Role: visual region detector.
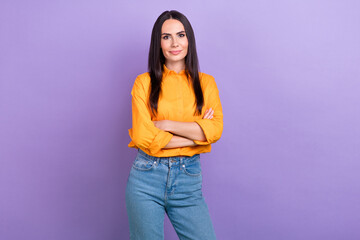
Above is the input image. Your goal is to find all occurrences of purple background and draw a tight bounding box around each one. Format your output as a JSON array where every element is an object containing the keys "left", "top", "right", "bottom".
[{"left": 1, "top": 0, "right": 360, "bottom": 239}]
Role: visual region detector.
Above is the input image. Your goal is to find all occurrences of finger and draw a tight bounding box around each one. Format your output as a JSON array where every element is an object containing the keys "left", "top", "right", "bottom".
[
  {"left": 208, "top": 110, "right": 214, "bottom": 119},
  {"left": 205, "top": 114, "right": 212, "bottom": 119},
  {"left": 203, "top": 110, "right": 209, "bottom": 119},
  {"left": 206, "top": 108, "right": 212, "bottom": 115},
  {"left": 205, "top": 109, "right": 212, "bottom": 119},
  {"left": 203, "top": 108, "right": 213, "bottom": 119}
]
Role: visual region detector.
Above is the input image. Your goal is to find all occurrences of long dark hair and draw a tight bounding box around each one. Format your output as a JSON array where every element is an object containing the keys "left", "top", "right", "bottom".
[{"left": 148, "top": 10, "right": 204, "bottom": 117}]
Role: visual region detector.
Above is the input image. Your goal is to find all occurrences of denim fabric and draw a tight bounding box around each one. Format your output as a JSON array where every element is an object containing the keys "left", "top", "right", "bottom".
[{"left": 125, "top": 149, "right": 217, "bottom": 240}]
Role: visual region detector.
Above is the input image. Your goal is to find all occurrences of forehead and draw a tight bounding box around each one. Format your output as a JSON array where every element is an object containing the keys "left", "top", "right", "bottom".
[{"left": 161, "top": 19, "right": 185, "bottom": 33}]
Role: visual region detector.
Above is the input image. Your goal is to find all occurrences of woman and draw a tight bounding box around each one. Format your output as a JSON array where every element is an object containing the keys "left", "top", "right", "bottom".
[{"left": 126, "top": 10, "right": 223, "bottom": 240}]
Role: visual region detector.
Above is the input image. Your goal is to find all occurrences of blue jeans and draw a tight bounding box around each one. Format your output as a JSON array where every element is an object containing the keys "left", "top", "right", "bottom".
[{"left": 125, "top": 149, "right": 217, "bottom": 240}]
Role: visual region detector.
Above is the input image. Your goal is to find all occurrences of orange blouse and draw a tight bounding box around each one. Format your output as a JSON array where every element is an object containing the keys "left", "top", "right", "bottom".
[{"left": 128, "top": 64, "right": 223, "bottom": 157}]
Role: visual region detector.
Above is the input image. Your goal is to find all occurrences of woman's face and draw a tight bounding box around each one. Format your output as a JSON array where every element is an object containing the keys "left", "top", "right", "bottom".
[{"left": 160, "top": 19, "right": 188, "bottom": 65}]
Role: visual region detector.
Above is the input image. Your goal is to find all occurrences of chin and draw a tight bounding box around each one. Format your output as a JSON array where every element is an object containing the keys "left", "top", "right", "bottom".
[{"left": 168, "top": 55, "right": 186, "bottom": 61}]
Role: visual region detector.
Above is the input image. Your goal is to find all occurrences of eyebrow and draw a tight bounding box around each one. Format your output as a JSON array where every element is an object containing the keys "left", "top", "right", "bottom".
[{"left": 161, "top": 31, "right": 185, "bottom": 35}]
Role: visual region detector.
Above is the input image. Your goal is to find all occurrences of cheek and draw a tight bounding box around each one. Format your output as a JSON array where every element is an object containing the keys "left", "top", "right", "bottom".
[
  {"left": 182, "top": 40, "right": 189, "bottom": 49},
  {"left": 160, "top": 41, "right": 168, "bottom": 50},
  {"left": 183, "top": 44, "right": 189, "bottom": 53}
]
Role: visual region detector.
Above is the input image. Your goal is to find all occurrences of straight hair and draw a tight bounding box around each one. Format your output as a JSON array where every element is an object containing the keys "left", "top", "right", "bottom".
[{"left": 148, "top": 10, "right": 204, "bottom": 117}]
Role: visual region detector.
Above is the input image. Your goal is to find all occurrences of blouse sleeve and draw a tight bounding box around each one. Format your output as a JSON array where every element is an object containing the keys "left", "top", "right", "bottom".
[
  {"left": 128, "top": 75, "right": 173, "bottom": 155},
  {"left": 193, "top": 76, "right": 223, "bottom": 145}
]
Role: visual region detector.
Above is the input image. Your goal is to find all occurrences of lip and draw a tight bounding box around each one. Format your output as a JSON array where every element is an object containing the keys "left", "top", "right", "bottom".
[{"left": 169, "top": 50, "right": 182, "bottom": 55}]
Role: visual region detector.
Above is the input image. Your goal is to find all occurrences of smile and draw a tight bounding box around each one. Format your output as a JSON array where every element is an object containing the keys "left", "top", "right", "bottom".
[{"left": 169, "top": 50, "right": 182, "bottom": 55}]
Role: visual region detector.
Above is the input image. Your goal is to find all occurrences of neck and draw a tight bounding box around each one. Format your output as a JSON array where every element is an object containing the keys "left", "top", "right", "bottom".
[{"left": 165, "top": 61, "right": 185, "bottom": 74}]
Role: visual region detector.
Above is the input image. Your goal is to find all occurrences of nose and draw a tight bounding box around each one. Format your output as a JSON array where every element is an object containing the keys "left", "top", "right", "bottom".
[{"left": 172, "top": 37, "right": 179, "bottom": 47}]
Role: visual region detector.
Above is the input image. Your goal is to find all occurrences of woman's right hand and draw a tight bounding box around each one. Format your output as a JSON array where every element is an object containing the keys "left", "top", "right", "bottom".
[{"left": 203, "top": 108, "right": 214, "bottom": 119}]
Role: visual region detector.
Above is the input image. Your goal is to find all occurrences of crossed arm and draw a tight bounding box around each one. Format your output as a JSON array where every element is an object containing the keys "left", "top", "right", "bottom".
[{"left": 152, "top": 108, "right": 214, "bottom": 148}]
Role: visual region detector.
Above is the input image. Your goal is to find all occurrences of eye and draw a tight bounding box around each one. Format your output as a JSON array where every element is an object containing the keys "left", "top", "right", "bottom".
[
  {"left": 179, "top": 33, "right": 186, "bottom": 37},
  {"left": 162, "top": 35, "right": 169, "bottom": 40}
]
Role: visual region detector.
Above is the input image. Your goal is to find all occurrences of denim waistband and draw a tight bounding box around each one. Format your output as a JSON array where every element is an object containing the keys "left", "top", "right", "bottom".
[{"left": 137, "top": 148, "right": 200, "bottom": 164}]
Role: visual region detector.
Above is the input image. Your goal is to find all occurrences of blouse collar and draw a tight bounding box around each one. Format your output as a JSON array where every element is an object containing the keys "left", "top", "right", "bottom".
[{"left": 163, "top": 64, "right": 186, "bottom": 76}]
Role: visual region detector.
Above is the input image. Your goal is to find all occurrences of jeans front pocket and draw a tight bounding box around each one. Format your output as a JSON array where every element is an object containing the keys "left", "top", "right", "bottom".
[
  {"left": 183, "top": 158, "right": 202, "bottom": 177},
  {"left": 132, "top": 154, "right": 156, "bottom": 171}
]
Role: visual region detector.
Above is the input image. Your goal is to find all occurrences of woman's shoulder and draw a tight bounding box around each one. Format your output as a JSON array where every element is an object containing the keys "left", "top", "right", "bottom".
[
  {"left": 133, "top": 72, "right": 151, "bottom": 88},
  {"left": 199, "top": 71, "right": 217, "bottom": 88},
  {"left": 135, "top": 72, "right": 151, "bottom": 81},
  {"left": 199, "top": 71, "right": 215, "bottom": 81},
  {"left": 137, "top": 71, "right": 150, "bottom": 79}
]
